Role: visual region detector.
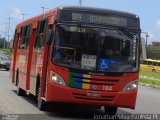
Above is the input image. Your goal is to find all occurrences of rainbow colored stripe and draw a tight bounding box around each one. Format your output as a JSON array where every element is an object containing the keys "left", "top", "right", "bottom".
[{"left": 69, "top": 72, "right": 92, "bottom": 89}]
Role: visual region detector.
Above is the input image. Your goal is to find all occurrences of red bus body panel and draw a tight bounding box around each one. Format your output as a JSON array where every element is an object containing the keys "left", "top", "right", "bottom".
[{"left": 47, "top": 83, "right": 137, "bottom": 109}]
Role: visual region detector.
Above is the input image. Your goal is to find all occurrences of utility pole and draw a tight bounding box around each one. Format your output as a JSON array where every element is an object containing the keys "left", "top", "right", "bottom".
[
  {"left": 141, "top": 32, "right": 149, "bottom": 59},
  {"left": 21, "top": 13, "right": 28, "bottom": 21},
  {"left": 142, "top": 32, "right": 149, "bottom": 48},
  {"left": 145, "top": 33, "right": 149, "bottom": 48},
  {"left": 41, "top": 7, "right": 49, "bottom": 18},
  {"left": 8, "top": 17, "right": 13, "bottom": 49}
]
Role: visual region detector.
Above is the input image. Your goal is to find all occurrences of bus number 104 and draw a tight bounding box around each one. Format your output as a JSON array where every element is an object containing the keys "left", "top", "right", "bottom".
[{"left": 103, "top": 86, "right": 112, "bottom": 91}]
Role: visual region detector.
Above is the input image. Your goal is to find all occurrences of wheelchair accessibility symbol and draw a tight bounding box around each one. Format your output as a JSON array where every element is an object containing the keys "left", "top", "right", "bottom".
[
  {"left": 101, "top": 60, "right": 108, "bottom": 69},
  {"left": 98, "top": 59, "right": 110, "bottom": 70}
]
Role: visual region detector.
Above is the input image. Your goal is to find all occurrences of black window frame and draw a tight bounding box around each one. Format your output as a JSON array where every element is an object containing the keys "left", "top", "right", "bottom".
[
  {"left": 19, "top": 24, "right": 32, "bottom": 49},
  {"left": 34, "top": 18, "right": 49, "bottom": 49},
  {"left": 12, "top": 29, "right": 17, "bottom": 49}
]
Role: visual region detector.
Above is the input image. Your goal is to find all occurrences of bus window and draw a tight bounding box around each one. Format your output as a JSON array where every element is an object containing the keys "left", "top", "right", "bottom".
[
  {"left": 19, "top": 27, "right": 25, "bottom": 49},
  {"left": 53, "top": 25, "right": 139, "bottom": 72},
  {"left": 12, "top": 29, "right": 17, "bottom": 49},
  {"left": 25, "top": 25, "right": 32, "bottom": 48},
  {"left": 143, "top": 60, "right": 147, "bottom": 64},
  {"left": 147, "top": 61, "right": 152, "bottom": 65},
  {"left": 19, "top": 25, "right": 32, "bottom": 49},
  {"left": 34, "top": 19, "right": 48, "bottom": 48},
  {"left": 153, "top": 62, "right": 157, "bottom": 66}
]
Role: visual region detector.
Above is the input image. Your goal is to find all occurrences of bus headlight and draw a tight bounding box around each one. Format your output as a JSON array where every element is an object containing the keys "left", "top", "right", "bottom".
[
  {"left": 123, "top": 80, "right": 138, "bottom": 91},
  {"left": 50, "top": 71, "right": 66, "bottom": 86}
]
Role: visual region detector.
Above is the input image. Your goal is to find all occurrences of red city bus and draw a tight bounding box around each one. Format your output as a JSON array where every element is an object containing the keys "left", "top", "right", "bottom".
[{"left": 10, "top": 6, "right": 141, "bottom": 114}]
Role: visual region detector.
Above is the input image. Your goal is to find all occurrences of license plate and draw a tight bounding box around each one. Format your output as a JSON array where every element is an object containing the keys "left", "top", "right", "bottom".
[{"left": 87, "top": 91, "right": 101, "bottom": 97}]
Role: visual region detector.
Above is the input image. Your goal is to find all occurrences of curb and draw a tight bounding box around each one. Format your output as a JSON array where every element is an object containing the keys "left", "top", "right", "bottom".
[
  {"left": 140, "top": 76, "right": 160, "bottom": 81},
  {"left": 139, "top": 82, "right": 160, "bottom": 90}
]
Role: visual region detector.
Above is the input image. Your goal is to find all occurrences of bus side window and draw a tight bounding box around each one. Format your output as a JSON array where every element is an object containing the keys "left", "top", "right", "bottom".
[
  {"left": 153, "top": 62, "right": 157, "bottom": 66},
  {"left": 19, "top": 25, "right": 32, "bottom": 49},
  {"left": 148, "top": 61, "right": 152, "bottom": 65},
  {"left": 19, "top": 27, "right": 26, "bottom": 49},
  {"left": 12, "top": 29, "right": 17, "bottom": 49},
  {"left": 143, "top": 60, "right": 147, "bottom": 64},
  {"left": 25, "top": 25, "right": 32, "bottom": 48},
  {"left": 34, "top": 19, "right": 48, "bottom": 49}
]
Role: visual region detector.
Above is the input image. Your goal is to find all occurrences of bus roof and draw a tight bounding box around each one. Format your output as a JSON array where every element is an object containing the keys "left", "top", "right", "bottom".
[
  {"left": 16, "top": 7, "right": 58, "bottom": 28},
  {"left": 59, "top": 6, "right": 139, "bottom": 18},
  {"left": 143, "top": 59, "right": 160, "bottom": 63},
  {"left": 16, "top": 6, "right": 139, "bottom": 28}
]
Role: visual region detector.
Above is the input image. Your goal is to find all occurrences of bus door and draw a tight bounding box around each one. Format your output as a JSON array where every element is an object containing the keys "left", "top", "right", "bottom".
[
  {"left": 26, "top": 27, "right": 36, "bottom": 91},
  {"left": 17, "top": 25, "right": 32, "bottom": 90},
  {"left": 30, "top": 19, "right": 48, "bottom": 96},
  {"left": 10, "top": 29, "right": 19, "bottom": 84}
]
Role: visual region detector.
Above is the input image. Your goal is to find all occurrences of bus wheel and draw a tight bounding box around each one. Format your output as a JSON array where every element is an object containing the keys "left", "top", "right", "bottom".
[
  {"left": 104, "top": 106, "right": 117, "bottom": 115},
  {"left": 16, "top": 72, "right": 25, "bottom": 96},
  {"left": 37, "top": 88, "right": 47, "bottom": 111}
]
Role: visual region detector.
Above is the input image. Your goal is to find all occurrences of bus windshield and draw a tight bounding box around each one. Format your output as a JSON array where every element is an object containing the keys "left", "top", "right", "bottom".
[{"left": 52, "top": 24, "right": 139, "bottom": 72}]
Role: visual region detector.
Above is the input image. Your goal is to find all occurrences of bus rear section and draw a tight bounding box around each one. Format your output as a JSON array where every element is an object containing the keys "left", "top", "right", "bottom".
[{"left": 10, "top": 6, "right": 141, "bottom": 115}]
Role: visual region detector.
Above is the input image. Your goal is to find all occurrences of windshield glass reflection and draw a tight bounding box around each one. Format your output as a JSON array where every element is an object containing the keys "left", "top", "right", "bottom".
[{"left": 52, "top": 25, "right": 139, "bottom": 72}]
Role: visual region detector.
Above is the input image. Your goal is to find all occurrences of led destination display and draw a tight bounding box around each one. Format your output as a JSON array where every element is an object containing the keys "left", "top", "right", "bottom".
[{"left": 59, "top": 10, "right": 139, "bottom": 29}]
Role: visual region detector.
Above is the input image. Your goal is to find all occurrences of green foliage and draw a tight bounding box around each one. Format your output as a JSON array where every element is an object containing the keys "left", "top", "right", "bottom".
[
  {"left": 147, "top": 45, "right": 160, "bottom": 59},
  {"left": 139, "top": 78, "right": 160, "bottom": 86},
  {"left": 0, "top": 38, "right": 5, "bottom": 48},
  {"left": 140, "top": 71, "right": 160, "bottom": 80},
  {"left": 0, "top": 37, "right": 8, "bottom": 48},
  {"left": 0, "top": 48, "right": 11, "bottom": 56},
  {"left": 139, "top": 71, "right": 160, "bottom": 87},
  {"left": 0, "top": 37, "right": 11, "bottom": 57}
]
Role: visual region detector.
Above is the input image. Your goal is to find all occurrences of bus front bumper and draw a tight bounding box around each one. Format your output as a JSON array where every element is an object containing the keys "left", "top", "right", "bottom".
[{"left": 47, "top": 82, "right": 137, "bottom": 109}]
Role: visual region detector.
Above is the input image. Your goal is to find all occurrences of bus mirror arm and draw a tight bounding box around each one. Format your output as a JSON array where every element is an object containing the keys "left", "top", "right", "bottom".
[{"left": 46, "top": 29, "right": 54, "bottom": 45}]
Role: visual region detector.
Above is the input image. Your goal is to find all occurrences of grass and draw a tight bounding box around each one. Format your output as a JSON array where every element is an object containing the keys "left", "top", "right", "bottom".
[
  {"left": 0, "top": 48, "right": 11, "bottom": 57},
  {"left": 139, "top": 71, "right": 160, "bottom": 86},
  {"left": 139, "top": 78, "right": 160, "bottom": 87},
  {"left": 140, "top": 71, "right": 160, "bottom": 80}
]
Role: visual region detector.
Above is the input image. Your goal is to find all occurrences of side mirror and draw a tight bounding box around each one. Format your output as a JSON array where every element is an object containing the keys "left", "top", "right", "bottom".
[{"left": 45, "top": 29, "right": 54, "bottom": 45}]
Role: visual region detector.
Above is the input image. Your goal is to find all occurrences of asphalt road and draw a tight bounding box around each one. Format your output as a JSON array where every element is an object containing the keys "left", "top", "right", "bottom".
[{"left": 0, "top": 70, "right": 160, "bottom": 120}]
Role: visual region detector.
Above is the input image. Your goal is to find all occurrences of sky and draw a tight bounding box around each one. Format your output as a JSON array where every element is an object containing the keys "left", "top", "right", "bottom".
[{"left": 0, "top": 0, "right": 160, "bottom": 44}]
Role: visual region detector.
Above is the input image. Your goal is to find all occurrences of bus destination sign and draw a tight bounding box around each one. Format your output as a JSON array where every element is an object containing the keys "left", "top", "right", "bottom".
[{"left": 72, "top": 13, "right": 127, "bottom": 26}]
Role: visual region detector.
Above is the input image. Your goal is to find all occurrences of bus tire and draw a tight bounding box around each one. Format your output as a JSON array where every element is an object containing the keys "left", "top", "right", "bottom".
[
  {"left": 37, "top": 87, "right": 47, "bottom": 111},
  {"left": 16, "top": 71, "right": 25, "bottom": 96},
  {"left": 104, "top": 106, "right": 117, "bottom": 115}
]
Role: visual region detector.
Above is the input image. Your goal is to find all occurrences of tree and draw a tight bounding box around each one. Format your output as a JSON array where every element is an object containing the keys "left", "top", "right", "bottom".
[
  {"left": 0, "top": 37, "right": 7, "bottom": 48},
  {"left": 147, "top": 44, "right": 160, "bottom": 59},
  {"left": 152, "top": 41, "right": 160, "bottom": 46}
]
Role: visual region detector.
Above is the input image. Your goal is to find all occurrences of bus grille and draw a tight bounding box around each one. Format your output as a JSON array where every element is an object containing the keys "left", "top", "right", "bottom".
[{"left": 72, "top": 93, "right": 115, "bottom": 101}]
